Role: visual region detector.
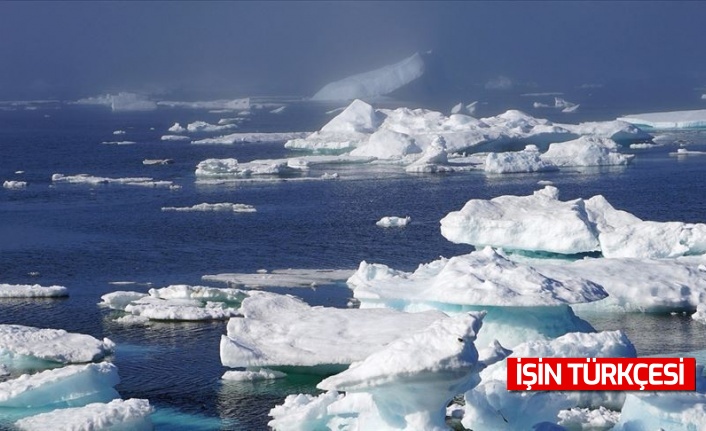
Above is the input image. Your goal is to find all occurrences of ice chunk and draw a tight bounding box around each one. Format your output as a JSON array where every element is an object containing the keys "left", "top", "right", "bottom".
[
  {"left": 160, "top": 134, "right": 189, "bottom": 141},
  {"left": 15, "top": 398, "right": 153, "bottom": 431},
  {"left": 203, "top": 268, "right": 353, "bottom": 289},
  {"left": 186, "top": 121, "right": 237, "bottom": 133},
  {"left": 194, "top": 158, "right": 302, "bottom": 178},
  {"left": 463, "top": 331, "right": 635, "bottom": 431},
  {"left": 157, "top": 98, "right": 250, "bottom": 111},
  {"left": 671, "top": 148, "right": 706, "bottom": 156},
  {"left": 52, "top": 174, "right": 173, "bottom": 188},
  {"left": 0, "top": 325, "right": 114, "bottom": 366},
  {"left": 599, "top": 220, "right": 706, "bottom": 259},
  {"left": 100, "top": 141, "right": 136, "bottom": 146},
  {"left": 112, "top": 130, "right": 126, "bottom": 135},
  {"left": 484, "top": 145, "right": 558, "bottom": 174},
  {"left": 554, "top": 97, "right": 579, "bottom": 113},
  {"left": 161, "top": 203, "right": 256, "bottom": 213},
  {"left": 693, "top": 303, "right": 706, "bottom": 324},
  {"left": 541, "top": 136, "right": 634, "bottom": 167},
  {"left": 167, "top": 123, "right": 186, "bottom": 133},
  {"left": 611, "top": 393, "right": 706, "bottom": 431},
  {"left": 556, "top": 406, "right": 619, "bottom": 430},
  {"left": 349, "top": 129, "right": 421, "bottom": 159},
  {"left": 74, "top": 93, "right": 156, "bottom": 112},
  {"left": 192, "top": 131, "right": 310, "bottom": 145},
  {"left": 450, "top": 101, "right": 478, "bottom": 116},
  {"left": 142, "top": 159, "right": 174, "bottom": 166},
  {"left": 440, "top": 186, "right": 600, "bottom": 254},
  {"left": 98, "top": 291, "right": 149, "bottom": 311},
  {"left": 3, "top": 181, "right": 28, "bottom": 189},
  {"left": 0, "top": 362, "right": 120, "bottom": 408},
  {"left": 0, "top": 284, "right": 67, "bottom": 298},
  {"left": 269, "top": 391, "right": 345, "bottom": 431},
  {"left": 375, "top": 216, "right": 410, "bottom": 228},
  {"left": 270, "top": 312, "right": 509, "bottom": 431},
  {"left": 312, "top": 53, "right": 424, "bottom": 101},
  {"left": 222, "top": 368, "right": 286, "bottom": 381},
  {"left": 618, "top": 109, "right": 706, "bottom": 130},
  {"left": 405, "top": 135, "right": 455, "bottom": 173},
  {"left": 220, "top": 292, "right": 447, "bottom": 368}
]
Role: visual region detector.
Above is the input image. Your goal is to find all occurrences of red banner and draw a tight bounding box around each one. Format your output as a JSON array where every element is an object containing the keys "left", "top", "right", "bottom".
[{"left": 507, "top": 357, "right": 696, "bottom": 391}]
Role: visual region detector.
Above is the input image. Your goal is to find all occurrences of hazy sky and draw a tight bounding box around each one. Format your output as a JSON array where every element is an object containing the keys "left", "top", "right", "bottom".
[{"left": 1, "top": 1, "right": 704, "bottom": 100}]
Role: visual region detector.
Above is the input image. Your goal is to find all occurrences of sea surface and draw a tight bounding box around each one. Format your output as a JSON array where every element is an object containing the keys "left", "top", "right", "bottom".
[{"left": 1, "top": 101, "right": 706, "bottom": 430}]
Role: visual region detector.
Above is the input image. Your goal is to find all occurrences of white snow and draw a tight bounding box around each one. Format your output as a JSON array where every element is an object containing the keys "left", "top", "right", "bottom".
[
  {"left": 312, "top": 52, "right": 425, "bottom": 101},
  {"left": 463, "top": 331, "right": 635, "bottom": 431},
  {"left": 0, "top": 362, "right": 120, "bottom": 408},
  {"left": 222, "top": 369, "right": 286, "bottom": 381},
  {"left": 192, "top": 131, "right": 310, "bottom": 145},
  {"left": 15, "top": 398, "right": 154, "bottom": 431},
  {"left": 52, "top": 174, "right": 173, "bottom": 188},
  {"left": 618, "top": 109, "right": 706, "bottom": 130},
  {"left": 0, "top": 284, "right": 67, "bottom": 298},
  {"left": 220, "top": 292, "right": 448, "bottom": 368},
  {"left": 203, "top": 268, "right": 353, "bottom": 289},
  {"left": 160, "top": 134, "right": 189, "bottom": 142},
  {"left": 161, "top": 203, "right": 256, "bottom": 213},
  {"left": 376, "top": 216, "right": 411, "bottom": 228},
  {"left": 0, "top": 325, "right": 114, "bottom": 365},
  {"left": 484, "top": 145, "right": 557, "bottom": 174},
  {"left": 3, "top": 181, "right": 28, "bottom": 189},
  {"left": 194, "top": 158, "right": 304, "bottom": 178},
  {"left": 100, "top": 285, "right": 247, "bottom": 322}
]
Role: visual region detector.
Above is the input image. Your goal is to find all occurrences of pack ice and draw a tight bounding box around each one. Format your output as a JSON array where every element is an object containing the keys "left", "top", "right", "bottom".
[
  {"left": 15, "top": 398, "right": 154, "bottom": 431},
  {"left": 0, "top": 283, "right": 68, "bottom": 298}
]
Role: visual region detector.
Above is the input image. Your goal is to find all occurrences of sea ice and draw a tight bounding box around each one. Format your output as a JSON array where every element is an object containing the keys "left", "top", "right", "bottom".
[
  {"left": 0, "top": 325, "right": 114, "bottom": 366},
  {"left": 0, "top": 362, "right": 120, "bottom": 408},
  {"left": 693, "top": 303, "right": 706, "bottom": 324},
  {"left": 222, "top": 369, "right": 286, "bottom": 381},
  {"left": 15, "top": 398, "right": 154, "bottom": 431},
  {"left": 112, "top": 130, "right": 126, "bottom": 135},
  {"left": 618, "top": 109, "right": 706, "bottom": 130},
  {"left": 167, "top": 123, "right": 186, "bottom": 133},
  {"left": 157, "top": 98, "right": 250, "bottom": 111},
  {"left": 142, "top": 159, "right": 174, "bottom": 165},
  {"left": 203, "top": 268, "right": 353, "bottom": 289},
  {"left": 220, "top": 292, "right": 448, "bottom": 369},
  {"left": 100, "top": 141, "right": 136, "bottom": 145},
  {"left": 556, "top": 406, "right": 619, "bottom": 430},
  {"left": 3, "top": 181, "right": 28, "bottom": 189},
  {"left": 484, "top": 145, "right": 557, "bottom": 174},
  {"left": 270, "top": 106, "right": 286, "bottom": 114},
  {"left": 349, "top": 129, "right": 421, "bottom": 159},
  {"left": 186, "top": 121, "right": 237, "bottom": 133},
  {"left": 160, "top": 134, "right": 189, "bottom": 142},
  {"left": 541, "top": 136, "right": 634, "bottom": 167},
  {"left": 52, "top": 174, "right": 173, "bottom": 188},
  {"left": 194, "top": 158, "right": 303, "bottom": 178},
  {"left": 191, "top": 131, "right": 310, "bottom": 145},
  {"left": 161, "top": 203, "right": 256, "bottom": 213},
  {"left": 450, "top": 101, "right": 478, "bottom": 116},
  {"left": 74, "top": 93, "right": 156, "bottom": 112},
  {"left": 312, "top": 52, "right": 425, "bottom": 101},
  {"left": 0, "top": 284, "right": 67, "bottom": 298},
  {"left": 376, "top": 216, "right": 411, "bottom": 228},
  {"left": 463, "top": 331, "right": 635, "bottom": 431},
  {"left": 611, "top": 393, "right": 706, "bottom": 431}
]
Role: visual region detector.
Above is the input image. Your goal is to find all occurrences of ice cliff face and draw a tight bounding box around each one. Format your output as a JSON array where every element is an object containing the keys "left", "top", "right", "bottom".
[{"left": 312, "top": 53, "right": 425, "bottom": 101}]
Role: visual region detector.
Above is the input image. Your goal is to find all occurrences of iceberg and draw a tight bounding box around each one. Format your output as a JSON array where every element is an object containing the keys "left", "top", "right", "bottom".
[
  {"left": 349, "top": 129, "right": 421, "bottom": 159},
  {"left": 195, "top": 158, "right": 304, "bottom": 178},
  {"left": 484, "top": 145, "right": 557, "bottom": 174},
  {"left": 15, "top": 398, "right": 154, "bottom": 431},
  {"left": 611, "top": 393, "right": 706, "bottom": 431},
  {"left": 222, "top": 369, "right": 286, "bottom": 381},
  {"left": 0, "top": 284, "right": 67, "bottom": 298},
  {"left": 312, "top": 52, "right": 425, "bottom": 101},
  {"left": 3, "top": 181, "right": 28, "bottom": 189},
  {"left": 376, "top": 216, "right": 411, "bottom": 228},
  {"left": 618, "top": 109, "right": 706, "bottom": 130},
  {"left": 269, "top": 312, "right": 509, "bottom": 431},
  {"left": 167, "top": 122, "right": 186, "bottom": 133},
  {"left": 100, "top": 285, "right": 247, "bottom": 322},
  {"left": 220, "top": 292, "right": 448, "bottom": 369},
  {"left": 463, "top": 331, "right": 635, "bottom": 431},
  {"left": 0, "top": 362, "right": 120, "bottom": 408},
  {"left": 185, "top": 121, "right": 238, "bottom": 133},
  {"left": 556, "top": 406, "right": 619, "bottom": 430},
  {"left": 203, "top": 268, "right": 354, "bottom": 289},
  {"left": 541, "top": 136, "right": 634, "bottom": 167},
  {"left": 404, "top": 136, "right": 455, "bottom": 173},
  {"left": 192, "top": 131, "right": 310, "bottom": 145},
  {"left": 160, "top": 134, "right": 189, "bottom": 142},
  {"left": 161, "top": 203, "right": 256, "bottom": 213},
  {"left": 142, "top": 159, "right": 174, "bottom": 166},
  {"left": 52, "top": 174, "right": 174, "bottom": 188},
  {"left": 74, "top": 93, "right": 156, "bottom": 112},
  {"left": 156, "top": 98, "right": 250, "bottom": 111},
  {"left": 0, "top": 325, "right": 114, "bottom": 367}
]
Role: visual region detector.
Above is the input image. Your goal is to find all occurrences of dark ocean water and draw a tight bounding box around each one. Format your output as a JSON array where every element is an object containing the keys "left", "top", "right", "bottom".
[{"left": 1, "top": 102, "right": 706, "bottom": 430}]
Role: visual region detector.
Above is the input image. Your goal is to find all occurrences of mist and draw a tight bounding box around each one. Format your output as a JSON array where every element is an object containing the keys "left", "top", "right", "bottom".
[{"left": 1, "top": 1, "right": 705, "bottom": 106}]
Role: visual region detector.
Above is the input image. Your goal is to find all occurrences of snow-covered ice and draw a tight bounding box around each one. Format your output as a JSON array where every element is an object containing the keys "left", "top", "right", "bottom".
[
  {"left": 222, "top": 369, "right": 286, "bottom": 381},
  {"left": 15, "top": 398, "right": 154, "bottom": 431},
  {"left": 161, "top": 203, "right": 256, "bottom": 213},
  {"left": 220, "top": 292, "right": 448, "bottom": 369},
  {"left": 349, "top": 129, "right": 421, "bottom": 159},
  {"left": 167, "top": 123, "right": 186, "bottom": 133},
  {"left": 74, "top": 93, "right": 156, "bottom": 112},
  {"left": 0, "top": 284, "right": 67, "bottom": 298},
  {"left": 192, "top": 131, "right": 309, "bottom": 145},
  {"left": 312, "top": 52, "right": 425, "bottom": 101},
  {"left": 484, "top": 145, "right": 557, "bottom": 174},
  {"left": 142, "top": 159, "right": 174, "bottom": 166},
  {"left": 618, "top": 109, "right": 706, "bottom": 130},
  {"left": 100, "top": 141, "right": 136, "bottom": 146},
  {"left": 157, "top": 98, "right": 250, "bottom": 111},
  {"left": 611, "top": 393, "right": 706, "bottom": 431},
  {"left": 203, "top": 268, "right": 353, "bottom": 289},
  {"left": 556, "top": 406, "right": 619, "bottom": 430},
  {"left": 541, "top": 136, "right": 634, "bottom": 167},
  {"left": 376, "top": 216, "right": 411, "bottom": 228},
  {"left": 195, "top": 158, "right": 304, "bottom": 178},
  {"left": 112, "top": 130, "right": 126, "bottom": 135},
  {"left": 0, "top": 325, "right": 114, "bottom": 366},
  {"left": 693, "top": 303, "right": 706, "bottom": 324},
  {"left": 3, "top": 181, "right": 28, "bottom": 189},
  {"left": 160, "top": 134, "right": 189, "bottom": 142},
  {"left": 186, "top": 121, "right": 238, "bottom": 134},
  {"left": 0, "top": 362, "right": 120, "bottom": 408},
  {"left": 52, "top": 174, "right": 173, "bottom": 188}
]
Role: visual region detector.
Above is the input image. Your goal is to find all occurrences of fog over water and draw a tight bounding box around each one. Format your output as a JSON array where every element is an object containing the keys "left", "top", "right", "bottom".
[{"left": 1, "top": 1, "right": 705, "bottom": 107}]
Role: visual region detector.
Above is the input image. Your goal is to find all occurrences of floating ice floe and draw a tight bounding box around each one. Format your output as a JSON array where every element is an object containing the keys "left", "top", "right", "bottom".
[
  {"left": 142, "top": 159, "right": 174, "bottom": 166},
  {"left": 0, "top": 362, "right": 120, "bottom": 408},
  {"left": 349, "top": 129, "right": 421, "bottom": 159},
  {"left": 484, "top": 145, "right": 557, "bottom": 174},
  {"left": 440, "top": 186, "right": 706, "bottom": 258},
  {"left": 0, "top": 325, "right": 114, "bottom": 368},
  {"left": 195, "top": 158, "right": 305, "bottom": 178},
  {"left": 167, "top": 123, "right": 186, "bottom": 133},
  {"left": 462, "top": 331, "right": 635, "bottom": 431},
  {"left": 376, "top": 216, "right": 410, "bottom": 228},
  {"left": 554, "top": 97, "right": 580, "bottom": 113},
  {"left": 186, "top": 121, "right": 238, "bottom": 134},
  {"left": 203, "top": 268, "right": 353, "bottom": 289},
  {"left": 222, "top": 369, "right": 286, "bottom": 381},
  {"left": 160, "top": 134, "right": 189, "bottom": 142},
  {"left": 192, "top": 131, "right": 310, "bottom": 145},
  {"left": 269, "top": 312, "right": 509, "bottom": 431},
  {"left": 100, "top": 285, "right": 247, "bottom": 322},
  {"left": 112, "top": 130, "right": 126, "bottom": 135},
  {"left": 556, "top": 406, "right": 620, "bottom": 430},
  {"left": 541, "top": 135, "right": 634, "bottom": 167},
  {"left": 611, "top": 392, "right": 706, "bottom": 431},
  {"left": 161, "top": 203, "right": 256, "bottom": 213},
  {"left": 618, "top": 109, "right": 706, "bottom": 130},
  {"left": 157, "top": 98, "right": 250, "bottom": 111},
  {"left": 220, "top": 292, "right": 448, "bottom": 370},
  {"left": 312, "top": 52, "right": 425, "bottom": 101},
  {"left": 348, "top": 247, "right": 602, "bottom": 347},
  {"left": 3, "top": 181, "right": 28, "bottom": 189},
  {"left": 74, "top": 93, "right": 157, "bottom": 112},
  {"left": 100, "top": 141, "right": 136, "bottom": 145},
  {"left": 14, "top": 398, "right": 154, "bottom": 431},
  {"left": 0, "top": 284, "right": 67, "bottom": 298},
  {"left": 671, "top": 148, "right": 706, "bottom": 156},
  {"left": 693, "top": 304, "right": 706, "bottom": 324},
  {"left": 52, "top": 174, "right": 174, "bottom": 188}
]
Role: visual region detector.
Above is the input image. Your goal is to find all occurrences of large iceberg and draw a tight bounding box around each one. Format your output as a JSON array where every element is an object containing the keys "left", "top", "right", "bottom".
[
  {"left": 618, "top": 109, "right": 706, "bottom": 130},
  {"left": 220, "top": 292, "right": 448, "bottom": 370},
  {"left": 312, "top": 52, "right": 425, "bottom": 101},
  {"left": 15, "top": 398, "right": 154, "bottom": 431},
  {"left": 0, "top": 284, "right": 68, "bottom": 298},
  {"left": 269, "top": 312, "right": 509, "bottom": 431},
  {"left": 194, "top": 158, "right": 304, "bottom": 178},
  {"left": 484, "top": 145, "right": 557, "bottom": 174},
  {"left": 541, "top": 135, "right": 634, "bottom": 167}
]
